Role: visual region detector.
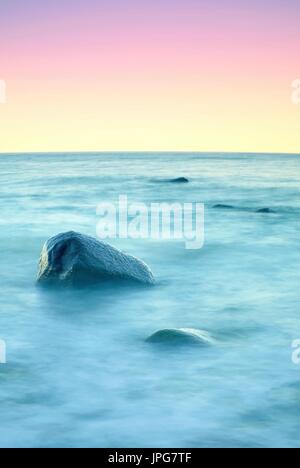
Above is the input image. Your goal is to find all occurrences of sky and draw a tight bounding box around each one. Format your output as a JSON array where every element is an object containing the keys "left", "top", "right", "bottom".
[{"left": 0, "top": 0, "right": 300, "bottom": 153}]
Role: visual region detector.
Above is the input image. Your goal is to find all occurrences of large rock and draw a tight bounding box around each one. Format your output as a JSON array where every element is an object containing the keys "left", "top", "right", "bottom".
[
  {"left": 146, "top": 328, "right": 214, "bottom": 347},
  {"left": 37, "top": 231, "right": 155, "bottom": 286}
]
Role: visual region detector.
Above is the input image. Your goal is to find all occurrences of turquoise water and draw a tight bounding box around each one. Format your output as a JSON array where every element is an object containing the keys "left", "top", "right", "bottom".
[{"left": 0, "top": 152, "right": 300, "bottom": 448}]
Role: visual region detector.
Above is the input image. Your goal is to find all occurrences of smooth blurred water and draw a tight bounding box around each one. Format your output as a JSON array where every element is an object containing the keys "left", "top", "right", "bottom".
[{"left": 0, "top": 152, "right": 300, "bottom": 448}]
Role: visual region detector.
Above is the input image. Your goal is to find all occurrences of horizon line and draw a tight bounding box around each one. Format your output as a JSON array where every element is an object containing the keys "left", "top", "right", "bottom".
[{"left": 0, "top": 150, "right": 300, "bottom": 156}]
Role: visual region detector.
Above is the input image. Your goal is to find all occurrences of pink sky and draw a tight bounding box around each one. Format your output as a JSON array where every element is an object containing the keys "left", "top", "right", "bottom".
[{"left": 0, "top": 0, "right": 300, "bottom": 152}]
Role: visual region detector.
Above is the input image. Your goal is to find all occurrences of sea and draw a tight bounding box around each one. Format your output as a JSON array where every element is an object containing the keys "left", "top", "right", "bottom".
[{"left": 0, "top": 152, "right": 300, "bottom": 448}]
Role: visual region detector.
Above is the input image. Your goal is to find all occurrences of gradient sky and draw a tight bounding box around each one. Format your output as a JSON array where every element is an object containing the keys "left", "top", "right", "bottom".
[{"left": 0, "top": 0, "right": 300, "bottom": 152}]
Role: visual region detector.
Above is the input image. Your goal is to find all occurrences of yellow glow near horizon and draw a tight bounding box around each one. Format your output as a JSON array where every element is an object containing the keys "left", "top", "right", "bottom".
[{"left": 0, "top": 79, "right": 299, "bottom": 153}]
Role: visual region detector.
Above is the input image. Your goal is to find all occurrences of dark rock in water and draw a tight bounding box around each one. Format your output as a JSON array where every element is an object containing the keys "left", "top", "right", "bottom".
[
  {"left": 213, "top": 204, "right": 235, "bottom": 210},
  {"left": 37, "top": 231, "right": 155, "bottom": 286},
  {"left": 169, "top": 177, "right": 189, "bottom": 183},
  {"left": 146, "top": 328, "right": 214, "bottom": 347},
  {"left": 256, "top": 208, "right": 275, "bottom": 214}
]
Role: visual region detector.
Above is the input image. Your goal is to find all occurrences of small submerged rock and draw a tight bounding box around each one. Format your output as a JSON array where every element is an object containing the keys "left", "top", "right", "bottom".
[
  {"left": 256, "top": 208, "right": 276, "bottom": 214},
  {"left": 213, "top": 205, "right": 276, "bottom": 214},
  {"left": 213, "top": 204, "right": 235, "bottom": 210},
  {"left": 169, "top": 177, "right": 189, "bottom": 183},
  {"left": 37, "top": 231, "right": 155, "bottom": 286},
  {"left": 152, "top": 177, "right": 189, "bottom": 184},
  {"left": 146, "top": 328, "right": 214, "bottom": 347}
]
